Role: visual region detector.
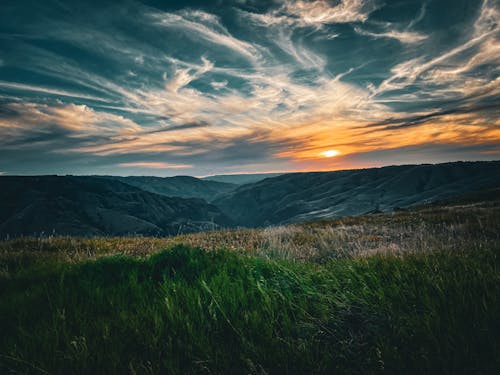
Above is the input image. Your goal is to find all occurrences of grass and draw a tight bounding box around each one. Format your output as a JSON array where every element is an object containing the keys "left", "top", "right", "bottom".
[
  {"left": 0, "top": 246, "right": 499, "bottom": 374},
  {"left": 1, "top": 198, "right": 498, "bottom": 272},
  {"left": 0, "top": 199, "right": 499, "bottom": 373}
]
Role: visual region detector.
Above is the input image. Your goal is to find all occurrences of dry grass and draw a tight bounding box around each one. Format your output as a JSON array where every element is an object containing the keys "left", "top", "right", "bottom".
[
  {"left": 1, "top": 200, "right": 499, "bottom": 276},
  {"left": 1, "top": 200, "right": 499, "bottom": 373}
]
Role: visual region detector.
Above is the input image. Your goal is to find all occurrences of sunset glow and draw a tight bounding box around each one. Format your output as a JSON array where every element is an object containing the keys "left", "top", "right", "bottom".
[
  {"left": 321, "top": 150, "right": 341, "bottom": 158},
  {"left": 0, "top": 0, "right": 498, "bottom": 176}
]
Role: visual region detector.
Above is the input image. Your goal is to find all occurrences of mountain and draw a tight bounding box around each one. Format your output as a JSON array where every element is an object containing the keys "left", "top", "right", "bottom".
[
  {"left": 2, "top": 161, "right": 499, "bottom": 237},
  {"left": 97, "top": 175, "right": 236, "bottom": 201},
  {"left": 0, "top": 176, "right": 233, "bottom": 238},
  {"left": 213, "top": 161, "right": 500, "bottom": 227},
  {"left": 202, "top": 173, "right": 282, "bottom": 185}
]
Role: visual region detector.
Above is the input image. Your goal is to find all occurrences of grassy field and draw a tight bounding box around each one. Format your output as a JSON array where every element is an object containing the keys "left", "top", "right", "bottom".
[{"left": 0, "top": 200, "right": 499, "bottom": 374}]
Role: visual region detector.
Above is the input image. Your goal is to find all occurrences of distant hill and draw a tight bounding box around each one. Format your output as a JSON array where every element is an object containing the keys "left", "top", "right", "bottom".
[
  {"left": 213, "top": 161, "right": 500, "bottom": 227},
  {"left": 202, "top": 173, "right": 282, "bottom": 185},
  {"left": 2, "top": 161, "right": 499, "bottom": 236},
  {"left": 0, "top": 176, "right": 233, "bottom": 238},
  {"left": 97, "top": 175, "right": 236, "bottom": 201}
]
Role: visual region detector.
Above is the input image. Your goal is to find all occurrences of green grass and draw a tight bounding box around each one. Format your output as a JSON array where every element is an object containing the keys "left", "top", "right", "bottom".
[
  {"left": 2, "top": 198, "right": 498, "bottom": 269},
  {"left": 1, "top": 245, "right": 498, "bottom": 374}
]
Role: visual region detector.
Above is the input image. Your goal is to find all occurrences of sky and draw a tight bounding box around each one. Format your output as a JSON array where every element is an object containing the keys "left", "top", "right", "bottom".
[{"left": 0, "top": 0, "right": 499, "bottom": 176}]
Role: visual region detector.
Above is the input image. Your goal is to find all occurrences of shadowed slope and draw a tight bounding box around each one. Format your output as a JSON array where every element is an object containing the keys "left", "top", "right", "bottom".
[
  {"left": 213, "top": 161, "right": 500, "bottom": 226},
  {"left": 99, "top": 175, "right": 236, "bottom": 201},
  {"left": 0, "top": 176, "right": 233, "bottom": 237}
]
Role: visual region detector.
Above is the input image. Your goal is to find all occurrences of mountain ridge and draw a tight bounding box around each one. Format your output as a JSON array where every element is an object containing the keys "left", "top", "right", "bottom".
[
  {"left": 213, "top": 161, "right": 500, "bottom": 226},
  {"left": 201, "top": 173, "right": 283, "bottom": 185},
  {"left": 0, "top": 176, "right": 233, "bottom": 237},
  {"left": 95, "top": 175, "right": 236, "bottom": 201},
  {"left": 1, "top": 161, "right": 499, "bottom": 236}
]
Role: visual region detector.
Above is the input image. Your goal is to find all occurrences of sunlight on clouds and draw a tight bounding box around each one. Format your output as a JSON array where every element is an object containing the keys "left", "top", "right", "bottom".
[
  {"left": 0, "top": 0, "right": 499, "bottom": 175},
  {"left": 0, "top": 102, "right": 140, "bottom": 135},
  {"left": 284, "top": 0, "right": 377, "bottom": 25},
  {"left": 239, "top": 0, "right": 377, "bottom": 28},
  {"left": 272, "top": 112, "right": 500, "bottom": 168}
]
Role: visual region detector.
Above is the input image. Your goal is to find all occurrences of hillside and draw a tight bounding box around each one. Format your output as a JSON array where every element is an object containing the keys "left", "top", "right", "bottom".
[
  {"left": 1, "top": 162, "right": 499, "bottom": 237},
  {"left": 1, "top": 198, "right": 498, "bottom": 374},
  {"left": 3, "top": 190, "right": 498, "bottom": 264},
  {"left": 98, "top": 175, "right": 236, "bottom": 201},
  {"left": 202, "top": 173, "right": 282, "bottom": 185},
  {"left": 0, "top": 176, "right": 232, "bottom": 237},
  {"left": 214, "top": 161, "right": 500, "bottom": 226}
]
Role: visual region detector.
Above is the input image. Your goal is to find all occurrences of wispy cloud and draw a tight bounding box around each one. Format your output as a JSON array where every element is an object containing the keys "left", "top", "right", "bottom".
[
  {"left": 0, "top": 101, "right": 141, "bottom": 145},
  {"left": 165, "top": 56, "right": 214, "bottom": 93},
  {"left": 0, "top": 0, "right": 498, "bottom": 175},
  {"left": 240, "top": 0, "right": 378, "bottom": 33},
  {"left": 283, "top": 0, "right": 378, "bottom": 26},
  {"left": 118, "top": 162, "right": 192, "bottom": 169},
  {"left": 354, "top": 27, "right": 427, "bottom": 44},
  {"left": 374, "top": 0, "right": 499, "bottom": 100},
  {"left": 0, "top": 81, "right": 107, "bottom": 102},
  {"left": 149, "top": 9, "right": 264, "bottom": 64}
]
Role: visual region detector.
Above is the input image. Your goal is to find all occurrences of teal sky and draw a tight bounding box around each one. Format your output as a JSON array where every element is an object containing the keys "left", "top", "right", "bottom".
[{"left": 0, "top": 0, "right": 499, "bottom": 176}]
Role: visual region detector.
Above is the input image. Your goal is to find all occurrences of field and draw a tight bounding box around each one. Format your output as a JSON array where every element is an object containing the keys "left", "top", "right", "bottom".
[{"left": 0, "top": 199, "right": 499, "bottom": 374}]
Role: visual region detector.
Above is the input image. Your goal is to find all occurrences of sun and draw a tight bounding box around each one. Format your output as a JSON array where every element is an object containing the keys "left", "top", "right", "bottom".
[{"left": 321, "top": 149, "right": 340, "bottom": 158}]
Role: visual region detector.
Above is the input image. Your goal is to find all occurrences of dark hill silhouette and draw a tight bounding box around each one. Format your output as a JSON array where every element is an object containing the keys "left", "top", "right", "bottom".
[
  {"left": 97, "top": 175, "right": 236, "bottom": 201},
  {"left": 213, "top": 161, "right": 500, "bottom": 226},
  {"left": 0, "top": 176, "right": 232, "bottom": 237},
  {"left": 1, "top": 161, "right": 499, "bottom": 236},
  {"left": 202, "top": 173, "right": 282, "bottom": 185}
]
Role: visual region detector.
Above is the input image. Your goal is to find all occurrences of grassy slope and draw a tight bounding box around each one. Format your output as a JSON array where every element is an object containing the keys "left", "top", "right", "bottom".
[
  {"left": 0, "top": 247, "right": 498, "bottom": 374},
  {"left": 1, "top": 198, "right": 498, "bottom": 268},
  {"left": 0, "top": 200, "right": 499, "bottom": 374}
]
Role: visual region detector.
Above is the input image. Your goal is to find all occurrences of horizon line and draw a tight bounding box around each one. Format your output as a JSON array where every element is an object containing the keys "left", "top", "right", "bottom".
[{"left": 1, "top": 159, "right": 499, "bottom": 179}]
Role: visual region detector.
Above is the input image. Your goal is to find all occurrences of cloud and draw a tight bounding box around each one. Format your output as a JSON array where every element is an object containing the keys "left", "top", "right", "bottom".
[
  {"left": 407, "top": 2, "right": 427, "bottom": 29},
  {"left": 0, "top": 81, "right": 107, "bottom": 102},
  {"left": 374, "top": 5, "right": 499, "bottom": 100},
  {"left": 365, "top": 103, "right": 500, "bottom": 129},
  {"left": 118, "top": 162, "right": 192, "bottom": 169},
  {"left": 210, "top": 80, "right": 228, "bottom": 89},
  {"left": 271, "top": 28, "right": 326, "bottom": 69},
  {"left": 0, "top": 0, "right": 499, "bottom": 176},
  {"left": 354, "top": 27, "right": 427, "bottom": 44},
  {"left": 474, "top": 0, "right": 500, "bottom": 36},
  {"left": 143, "top": 121, "right": 210, "bottom": 134},
  {"left": 165, "top": 56, "right": 214, "bottom": 93},
  {"left": 236, "top": 10, "right": 327, "bottom": 71},
  {"left": 283, "top": 0, "right": 377, "bottom": 25},
  {"left": 0, "top": 101, "right": 142, "bottom": 146},
  {"left": 149, "top": 9, "right": 264, "bottom": 64},
  {"left": 240, "top": 0, "right": 378, "bottom": 29}
]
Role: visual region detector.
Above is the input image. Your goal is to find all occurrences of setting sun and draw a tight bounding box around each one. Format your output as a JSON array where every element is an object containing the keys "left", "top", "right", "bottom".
[
  {"left": 0, "top": 1, "right": 499, "bottom": 372},
  {"left": 321, "top": 149, "right": 341, "bottom": 158}
]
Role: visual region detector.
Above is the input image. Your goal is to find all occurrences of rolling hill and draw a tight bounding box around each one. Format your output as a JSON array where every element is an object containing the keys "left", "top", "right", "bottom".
[
  {"left": 202, "top": 173, "right": 282, "bottom": 185},
  {"left": 0, "top": 176, "right": 233, "bottom": 237},
  {"left": 213, "top": 161, "right": 500, "bottom": 226},
  {"left": 1, "top": 161, "right": 499, "bottom": 236},
  {"left": 98, "top": 175, "right": 236, "bottom": 201}
]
